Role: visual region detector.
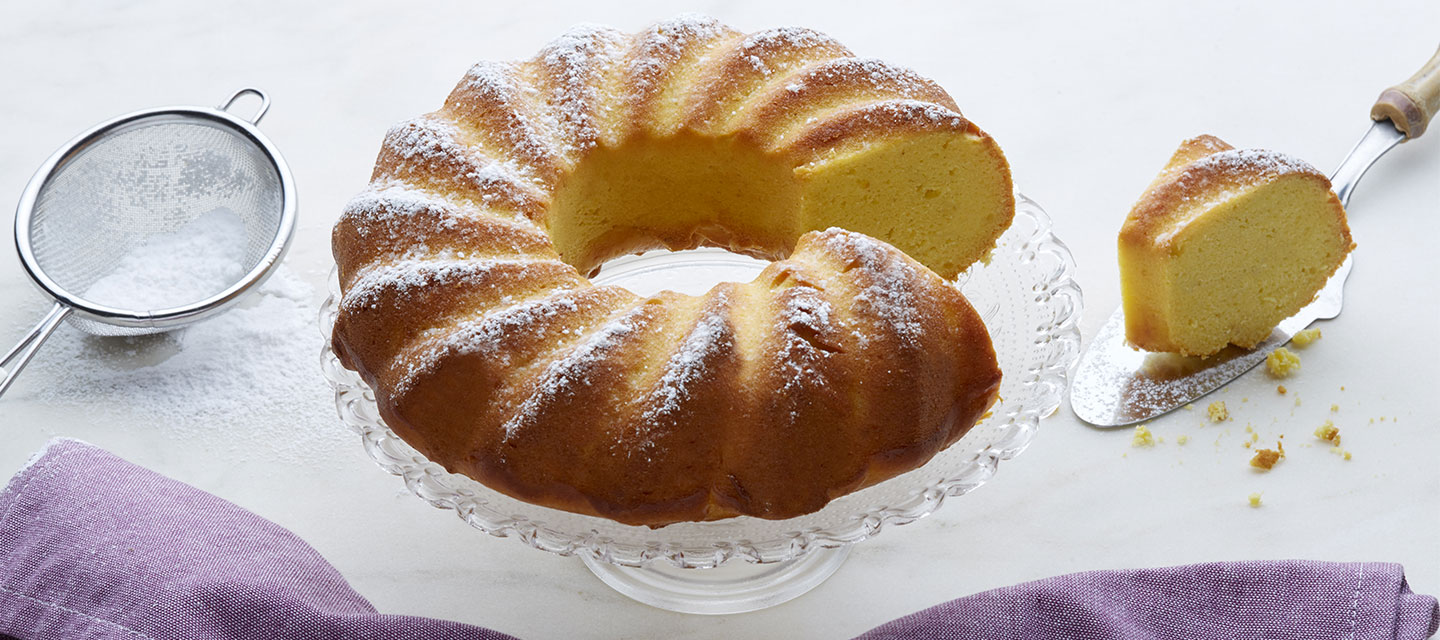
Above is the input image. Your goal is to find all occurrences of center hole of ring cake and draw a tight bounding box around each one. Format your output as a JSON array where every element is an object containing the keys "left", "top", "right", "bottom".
[{"left": 589, "top": 248, "right": 768, "bottom": 297}]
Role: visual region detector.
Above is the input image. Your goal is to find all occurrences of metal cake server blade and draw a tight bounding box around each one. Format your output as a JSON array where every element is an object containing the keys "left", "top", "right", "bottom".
[{"left": 1070, "top": 118, "right": 1408, "bottom": 428}]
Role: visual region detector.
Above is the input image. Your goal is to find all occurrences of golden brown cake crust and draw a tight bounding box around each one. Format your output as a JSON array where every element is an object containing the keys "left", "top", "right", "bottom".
[
  {"left": 1120, "top": 137, "right": 1345, "bottom": 249},
  {"left": 331, "top": 16, "right": 1007, "bottom": 527}
]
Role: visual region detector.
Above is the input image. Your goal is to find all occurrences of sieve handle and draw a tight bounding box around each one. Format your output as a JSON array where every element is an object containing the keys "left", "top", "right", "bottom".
[
  {"left": 0, "top": 303, "right": 71, "bottom": 400},
  {"left": 219, "top": 88, "right": 271, "bottom": 125}
]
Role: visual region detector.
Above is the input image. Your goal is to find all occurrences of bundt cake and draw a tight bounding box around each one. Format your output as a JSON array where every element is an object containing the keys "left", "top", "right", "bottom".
[
  {"left": 1118, "top": 135, "right": 1354, "bottom": 357},
  {"left": 331, "top": 15, "right": 1011, "bottom": 527}
]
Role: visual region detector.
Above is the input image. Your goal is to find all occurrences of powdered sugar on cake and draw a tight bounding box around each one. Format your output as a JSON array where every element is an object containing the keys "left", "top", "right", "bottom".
[
  {"left": 533, "top": 24, "right": 627, "bottom": 157},
  {"left": 636, "top": 292, "right": 737, "bottom": 432},
  {"left": 379, "top": 116, "right": 547, "bottom": 212},
  {"left": 775, "top": 284, "right": 840, "bottom": 402},
  {"left": 783, "top": 58, "right": 943, "bottom": 100},
  {"left": 341, "top": 257, "right": 544, "bottom": 311},
  {"left": 1155, "top": 148, "right": 1324, "bottom": 244},
  {"left": 821, "top": 228, "right": 924, "bottom": 344},
  {"left": 627, "top": 14, "right": 731, "bottom": 95},
  {"left": 735, "top": 27, "right": 841, "bottom": 76},
  {"left": 450, "top": 61, "right": 569, "bottom": 175},
  {"left": 391, "top": 287, "right": 589, "bottom": 396},
  {"left": 501, "top": 303, "right": 646, "bottom": 441}
]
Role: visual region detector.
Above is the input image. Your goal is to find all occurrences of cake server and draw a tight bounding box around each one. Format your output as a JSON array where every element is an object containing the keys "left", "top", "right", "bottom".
[{"left": 1070, "top": 46, "right": 1440, "bottom": 427}]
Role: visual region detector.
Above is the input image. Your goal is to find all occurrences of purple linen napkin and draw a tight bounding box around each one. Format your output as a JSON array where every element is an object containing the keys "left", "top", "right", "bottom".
[
  {"left": 2, "top": 439, "right": 1436, "bottom": 640},
  {"left": 0, "top": 438, "right": 514, "bottom": 640},
  {"left": 858, "top": 561, "right": 1438, "bottom": 640}
]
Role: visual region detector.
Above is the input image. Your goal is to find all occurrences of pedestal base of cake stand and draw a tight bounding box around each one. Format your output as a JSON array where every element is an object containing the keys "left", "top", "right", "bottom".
[
  {"left": 585, "top": 249, "right": 849, "bottom": 613},
  {"left": 580, "top": 545, "right": 851, "bottom": 615}
]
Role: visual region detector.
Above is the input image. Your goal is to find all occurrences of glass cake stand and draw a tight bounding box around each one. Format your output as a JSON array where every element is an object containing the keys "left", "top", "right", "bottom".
[{"left": 319, "top": 194, "right": 1082, "bottom": 614}]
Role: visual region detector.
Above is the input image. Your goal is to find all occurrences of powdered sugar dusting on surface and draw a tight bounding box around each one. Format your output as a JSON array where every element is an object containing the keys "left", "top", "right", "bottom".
[
  {"left": 10, "top": 267, "right": 347, "bottom": 464},
  {"left": 821, "top": 228, "right": 923, "bottom": 344},
  {"left": 82, "top": 208, "right": 248, "bottom": 309},
  {"left": 501, "top": 304, "right": 645, "bottom": 441}
]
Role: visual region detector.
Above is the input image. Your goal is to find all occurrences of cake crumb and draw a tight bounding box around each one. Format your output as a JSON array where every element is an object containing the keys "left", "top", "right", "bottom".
[
  {"left": 1131, "top": 424, "right": 1155, "bottom": 447},
  {"left": 1343, "top": 451, "right": 1352, "bottom": 461},
  {"left": 1330, "top": 404, "right": 1339, "bottom": 412},
  {"left": 1277, "top": 385, "right": 1288, "bottom": 394},
  {"left": 1177, "top": 435, "right": 1190, "bottom": 445},
  {"left": 1183, "top": 404, "right": 1194, "bottom": 411},
  {"left": 1267, "top": 347, "right": 1301, "bottom": 378},
  {"left": 1291, "top": 328, "right": 1322, "bottom": 347},
  {"left": 1250, "top": 445, "right": 1284, "bottom": 470},
  {"left": 1314, "top": 420, "right": 1340, "bottom": 445},
  {"left": 1248, "top": 492, "right": 1263, "bottom": 508},
  {"left": 1207, "top": 401, "right": 1229, "bottom": 422}
]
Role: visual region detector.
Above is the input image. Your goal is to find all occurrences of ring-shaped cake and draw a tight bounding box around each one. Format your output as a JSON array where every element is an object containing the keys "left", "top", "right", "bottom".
[{"left": 331, "top": 15, "right": 1014, "bottom": 527}]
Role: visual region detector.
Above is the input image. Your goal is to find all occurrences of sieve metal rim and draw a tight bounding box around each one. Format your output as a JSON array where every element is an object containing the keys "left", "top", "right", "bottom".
[{"left": 12, "top": 96, "right": 298, "bottom": 330}]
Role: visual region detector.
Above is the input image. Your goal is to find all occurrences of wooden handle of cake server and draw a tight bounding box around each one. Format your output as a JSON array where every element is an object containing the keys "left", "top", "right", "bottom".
[{"left": 1370, "top": 44, "right": 1440, "bottom": 139}]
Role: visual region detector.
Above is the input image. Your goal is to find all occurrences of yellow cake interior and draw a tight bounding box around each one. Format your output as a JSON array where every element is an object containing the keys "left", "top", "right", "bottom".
[
  {"left": 1119, "top": 135, "right": 1354, "bottom": 357},
  {"left": 548, "top": 128, "right": 1010, "bottom": 279}
]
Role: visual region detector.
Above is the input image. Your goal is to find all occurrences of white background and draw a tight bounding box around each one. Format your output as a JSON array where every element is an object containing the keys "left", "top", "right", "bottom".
[{"left": 1, "top": 2, "right": 1436, "bottom": 638}]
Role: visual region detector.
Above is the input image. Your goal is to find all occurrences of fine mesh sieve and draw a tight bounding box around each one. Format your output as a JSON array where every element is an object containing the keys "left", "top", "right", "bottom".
[{"left": 1, "top": 88, "right": 297, "bottom": 398}]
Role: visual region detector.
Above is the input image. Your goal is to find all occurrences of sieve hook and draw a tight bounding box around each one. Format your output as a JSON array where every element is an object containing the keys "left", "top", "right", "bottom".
[
  {"left": 0, "top": 303, "right": 71, "bottom": 399},
  {"left": 219, "top": 88, "right": 270, "bottom": 125}
]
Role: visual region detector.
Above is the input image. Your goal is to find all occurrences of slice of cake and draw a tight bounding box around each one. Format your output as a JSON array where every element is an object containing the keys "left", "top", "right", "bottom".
[{"left": 1118, "top": 135, "right": 1355, "bottom": 357}]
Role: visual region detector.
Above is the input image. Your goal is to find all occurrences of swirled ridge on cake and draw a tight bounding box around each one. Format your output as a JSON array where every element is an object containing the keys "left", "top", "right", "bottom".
[{"left": 332, "top": 16, "right": 1009, "bottom": 526}]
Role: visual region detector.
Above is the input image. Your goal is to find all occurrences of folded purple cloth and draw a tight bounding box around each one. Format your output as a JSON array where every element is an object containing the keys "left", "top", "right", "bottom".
[
  {"left": 2, "top": 440, "right": 1435, "bottom": 640},
  {"left": 858, "top": 561, "right": 1438, "bottom": 640},
  {"left": 0, "top": 439, "right": 513, "bottom": 640}
]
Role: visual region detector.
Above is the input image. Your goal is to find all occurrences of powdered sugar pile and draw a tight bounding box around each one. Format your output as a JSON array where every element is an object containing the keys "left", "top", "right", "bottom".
[
  {"left": 82, "top": 208, "right": 248, "bottom": 309},
  {"left": 11, "top": 266, "right": 347, "bottom": 464}
]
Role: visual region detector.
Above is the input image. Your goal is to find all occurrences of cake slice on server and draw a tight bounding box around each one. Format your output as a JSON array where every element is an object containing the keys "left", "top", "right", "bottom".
[{"left": 1117, "top": 135, "right": 1355, "bottom": 358}]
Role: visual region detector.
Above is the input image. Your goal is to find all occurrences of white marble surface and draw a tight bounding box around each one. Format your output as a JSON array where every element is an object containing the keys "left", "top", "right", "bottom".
[{"left": 2, "top": 2, "right": 1437, "bottom": 638}]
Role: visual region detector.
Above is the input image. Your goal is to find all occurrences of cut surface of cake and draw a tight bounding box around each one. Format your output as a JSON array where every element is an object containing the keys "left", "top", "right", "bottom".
[
  {"left": 330, "top": 16, "right": 1011, "bottom": 527},
  {"left": 1118, "top": 135, "right": 1354, "bottom": 357}
]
